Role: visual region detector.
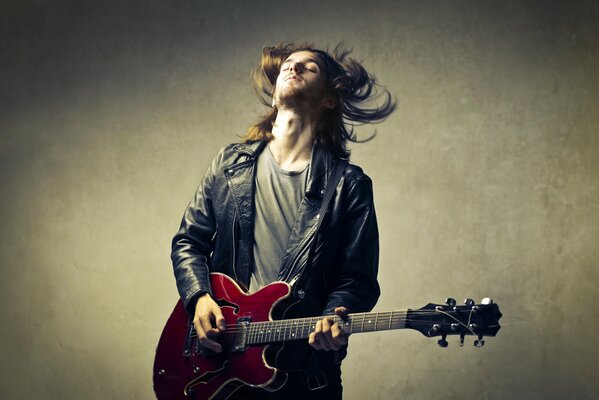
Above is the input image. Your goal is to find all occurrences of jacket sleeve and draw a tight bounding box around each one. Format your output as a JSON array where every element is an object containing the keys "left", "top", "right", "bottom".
[
  {"left": 323, "top": 175, "right": 381, "bottom": 315},
  {"left": 171, "top": 149, "right": 224, "bottom": 315}
]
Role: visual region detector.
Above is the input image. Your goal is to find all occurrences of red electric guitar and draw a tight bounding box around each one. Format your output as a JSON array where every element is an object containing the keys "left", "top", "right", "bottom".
[{"left": 153, "top": 273, "right": 502, "bottom": 400}]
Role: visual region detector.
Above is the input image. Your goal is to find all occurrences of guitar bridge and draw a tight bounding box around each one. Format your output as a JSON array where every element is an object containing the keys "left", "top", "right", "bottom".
[{"left": 232, "top": 316, "right": 251, "bottom": 353}]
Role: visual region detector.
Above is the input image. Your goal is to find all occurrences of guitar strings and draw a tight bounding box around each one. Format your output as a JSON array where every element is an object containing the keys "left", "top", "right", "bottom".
[
  {"left": 189, "top": 311, "right": 485, "bottom": 329},
  {"left": 190, "top": 309, "right": 474, "bottom": 330}
]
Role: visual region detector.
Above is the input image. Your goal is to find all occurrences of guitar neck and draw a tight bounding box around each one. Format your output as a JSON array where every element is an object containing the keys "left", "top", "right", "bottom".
[{"left": 245, "top": 310, "right": 409, "bottom": 345}]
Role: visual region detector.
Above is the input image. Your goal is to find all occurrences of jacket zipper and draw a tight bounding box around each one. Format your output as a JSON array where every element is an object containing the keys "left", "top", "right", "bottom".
[{"left": 231, "top": 209, "right": 239, "bottom": 283}]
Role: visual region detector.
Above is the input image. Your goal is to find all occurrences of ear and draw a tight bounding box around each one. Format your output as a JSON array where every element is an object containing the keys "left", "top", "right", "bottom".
[{"left": 322, "top": 95, "right": 337, "bottom": 110}]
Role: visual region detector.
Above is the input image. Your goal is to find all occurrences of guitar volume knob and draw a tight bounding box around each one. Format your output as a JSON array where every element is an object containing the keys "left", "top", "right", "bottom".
[{"left": 437, "top": 334, "right": 448, "bottom": 348}]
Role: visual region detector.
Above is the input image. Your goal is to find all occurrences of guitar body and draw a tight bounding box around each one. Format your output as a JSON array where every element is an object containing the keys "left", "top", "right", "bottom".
[{"left": 153, "top": 273, "right": 293, "bottom": 400}]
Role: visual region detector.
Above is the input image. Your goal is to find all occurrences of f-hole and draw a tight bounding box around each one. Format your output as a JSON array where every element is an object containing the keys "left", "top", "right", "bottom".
[{"left": 215, "top": 297, "right": 240, "bottom": 314}]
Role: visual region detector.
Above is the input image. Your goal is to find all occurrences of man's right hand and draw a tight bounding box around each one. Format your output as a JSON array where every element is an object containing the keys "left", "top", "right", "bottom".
[{"left": 193, "top": 293, "right": 226, "bottom": 353}]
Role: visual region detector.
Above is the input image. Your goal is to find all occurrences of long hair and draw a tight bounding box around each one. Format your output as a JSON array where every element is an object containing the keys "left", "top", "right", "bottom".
[{"left": 243, "top": 42, "right": 396, "bottom": 158}]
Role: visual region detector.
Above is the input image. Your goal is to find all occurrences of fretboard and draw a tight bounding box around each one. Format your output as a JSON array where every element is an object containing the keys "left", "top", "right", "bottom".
[{"left": 245, "top": 311, "right": 408, "bottom": 345}]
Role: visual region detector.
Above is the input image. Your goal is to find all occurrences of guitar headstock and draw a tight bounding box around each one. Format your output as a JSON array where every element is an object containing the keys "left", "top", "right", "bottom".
[{"left": 407, "top": 298, "right": 502, "bottom": 347}]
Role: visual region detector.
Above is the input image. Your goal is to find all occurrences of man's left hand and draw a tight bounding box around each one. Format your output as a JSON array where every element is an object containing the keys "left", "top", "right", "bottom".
[{"left": 308, "top": 306, "right": 349, "bottom": 351}]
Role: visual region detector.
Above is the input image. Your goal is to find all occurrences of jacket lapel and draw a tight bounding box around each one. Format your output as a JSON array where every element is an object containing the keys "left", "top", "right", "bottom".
[
  {"left": 224, "top": 141, "right": 266, "bottom": 287},
  {"left": 278, "top": 145, "right": 335, "bottom": 282}
]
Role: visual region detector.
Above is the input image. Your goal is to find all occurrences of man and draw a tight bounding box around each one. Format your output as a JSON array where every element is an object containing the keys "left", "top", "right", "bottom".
[{"left": 171, "top": 42, "right": 395, "bottom": 399}]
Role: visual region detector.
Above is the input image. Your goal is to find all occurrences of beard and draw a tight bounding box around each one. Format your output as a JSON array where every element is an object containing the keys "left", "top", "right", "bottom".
[{"left": 273, "top": 82, "right": 322, "bottom": 113}]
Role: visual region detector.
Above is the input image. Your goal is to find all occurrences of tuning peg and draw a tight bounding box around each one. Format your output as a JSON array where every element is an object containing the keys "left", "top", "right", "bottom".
[
  {"left": 464, "top": 298, "right": 475, "bottom": 306},
  {"left": 481, "top": 298, "right": 493, "bottom": 305},
  {"left": 474, "top": 334, "right": 485, "bottom": 347},
  {"left": 445, "top": 298, "right": 456, "bottom": 307},
  {"left": 437, "top": 334, "right": 448, "bottom": 348}
]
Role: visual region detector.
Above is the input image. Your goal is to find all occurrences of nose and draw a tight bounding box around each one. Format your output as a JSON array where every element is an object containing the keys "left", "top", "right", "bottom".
[{"left": 288, "top": 62, "right": 303, "bottom": 73}]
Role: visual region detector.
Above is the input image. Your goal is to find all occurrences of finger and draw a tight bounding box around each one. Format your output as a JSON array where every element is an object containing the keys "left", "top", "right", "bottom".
[
  {"left": 309, "top": 332, "right": 322, "bottom": 350},
  {"left": 193, "top": 317, "right": 204, "bottom": 338},
  {"left": 314, "top": 319, "right": 323, "bottom": 334},
  {"left": 213, "top": 307, "right": 226, "bottom": 332},
  {"left": 313, "top": 320, "right": 327, "bottom": 350},
  {"left": 331, "top": 323, "right": 348, "bottom": 349},
  {"left": 200, "top": 314, "right": 214, "bottom": 336},
  {"left": 319, "top": 317, "right": 335, "bottom": 351},
  {"left": 194, "top": 318, "right": 222, "bottom": 352}
]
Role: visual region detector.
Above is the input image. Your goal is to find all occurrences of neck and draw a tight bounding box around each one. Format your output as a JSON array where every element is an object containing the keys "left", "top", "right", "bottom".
[
  {"left": 269, "top": 108, "right": 318, "bottom": 171},
  {"left": 245, "top": 310, "right": 410, "bottom": 345}
]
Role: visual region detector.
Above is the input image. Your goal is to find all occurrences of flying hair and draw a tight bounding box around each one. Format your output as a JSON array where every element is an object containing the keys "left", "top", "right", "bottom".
[{"left": 243, "top": 42, "right": 396, "bottom": 158}]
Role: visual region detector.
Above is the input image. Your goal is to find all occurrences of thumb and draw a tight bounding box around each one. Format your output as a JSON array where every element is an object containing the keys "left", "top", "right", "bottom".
[
  {"left": 334, "top": 306, "right": 348, "bottom": 317},
  {"left": 213, "top": 307, "right": 226, "bottom": 331}
]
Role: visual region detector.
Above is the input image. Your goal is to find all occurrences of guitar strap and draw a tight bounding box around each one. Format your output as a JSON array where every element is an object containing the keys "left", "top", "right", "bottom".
[
  {"left": 296, "top": 157, "right": 348, "bottom": 391},
  {"left": 293, "top": 157, "right": 348, "bottom": 289},
  {"left": 313, "top": 158, "right": 349, "bottom": 247}
]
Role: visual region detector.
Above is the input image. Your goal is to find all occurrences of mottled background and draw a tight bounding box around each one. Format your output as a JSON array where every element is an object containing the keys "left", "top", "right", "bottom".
[{"left": 1, "top": 1, "right": 598, "bottom": 399}]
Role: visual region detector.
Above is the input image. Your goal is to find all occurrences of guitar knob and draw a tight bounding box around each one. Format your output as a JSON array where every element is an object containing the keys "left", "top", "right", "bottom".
[
  {"left": 474, "top": 334, "right": 485, "bottom": 347},
  {"left": 464, "top": 298, "right": 475, "bottom": 306},
  {"left": 438, "top": 335, "right": 448, "bottom": 348},
  {"left": 445, "top": 298, "right": 456, "bottom": 307},
  {"left": 481, "top": 298, "right": 494, "bottom": 305}
]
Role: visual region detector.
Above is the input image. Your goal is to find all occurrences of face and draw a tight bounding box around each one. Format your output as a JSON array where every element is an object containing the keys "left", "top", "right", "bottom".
[{"left": 272, "top": 50, "right": 334, "bottom": 111}]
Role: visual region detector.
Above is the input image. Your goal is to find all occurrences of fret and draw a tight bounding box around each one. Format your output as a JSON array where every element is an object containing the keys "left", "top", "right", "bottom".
[
  {"left": 342, "top": 316, "right": 352, "bottom": 335},
  {"left": 389, "top": 311, "right": 393, "bottom": 331},
  {"left": 374, "top": 313, "right": 379, "bottom": 331},
  {"left": 304, "top": 318, "right": 310, "bottom": 338},
  {"left": 395, "top": 311, "right": 407, "bottom": 329},
  {"left": 266, "top": 322, "right": 272, "bottom": 342},
  {"left": 365, "top": 314, "right": 374, "bottom": 332},
  {"left": 283, "top": 321, "right": 288, "bottom": 340},
  {"left": 360, "top": 313, "right": 365, "bottom": 333},
  {"left": 291, "top": 320, "right": 297, "bottom": 339}
]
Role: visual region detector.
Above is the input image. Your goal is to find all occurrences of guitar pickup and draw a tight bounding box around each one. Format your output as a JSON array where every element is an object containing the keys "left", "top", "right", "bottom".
[{"left": 232, "top": 316, "right": 252, "bottom": 353}]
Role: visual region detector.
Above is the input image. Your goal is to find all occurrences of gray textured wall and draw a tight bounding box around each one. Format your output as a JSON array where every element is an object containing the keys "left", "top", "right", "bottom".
[{"left": 1, "top": 1, "right": 598, "bottom": 399}]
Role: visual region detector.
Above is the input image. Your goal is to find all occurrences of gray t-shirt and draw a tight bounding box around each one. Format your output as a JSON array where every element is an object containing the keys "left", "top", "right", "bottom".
[{"left": 249, "top": 146, "right": 308, "bottom": 292}]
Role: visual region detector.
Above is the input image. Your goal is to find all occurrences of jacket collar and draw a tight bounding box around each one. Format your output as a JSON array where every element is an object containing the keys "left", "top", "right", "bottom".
[{"left": 232, "top": 140, "right": 336, "bottom": 199}]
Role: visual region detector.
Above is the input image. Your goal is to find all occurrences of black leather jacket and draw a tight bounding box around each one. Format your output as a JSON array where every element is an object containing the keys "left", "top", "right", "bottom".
[{"left": 171, "top": 140, "right": 380, "bottom": 369}]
